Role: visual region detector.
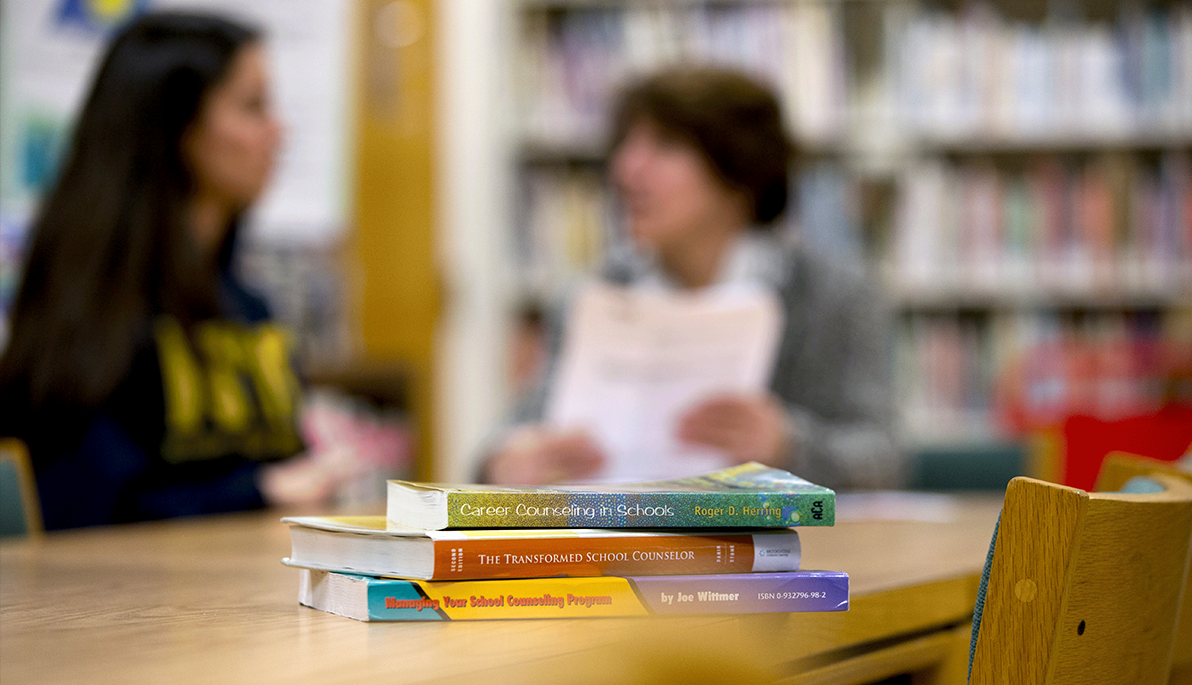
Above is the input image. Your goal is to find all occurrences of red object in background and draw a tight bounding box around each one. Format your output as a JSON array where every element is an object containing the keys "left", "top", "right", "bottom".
[
  {"left": 994, "top": 325, "right": 1192, "bottom": 438},
  {"left": 1062, "top": 405, "right": 1192, "bottom": 491}
]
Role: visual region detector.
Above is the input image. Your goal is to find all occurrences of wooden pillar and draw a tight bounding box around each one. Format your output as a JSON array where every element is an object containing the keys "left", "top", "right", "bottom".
[{"left": 351, "top": 0, "right": 438, "bottom": 480}]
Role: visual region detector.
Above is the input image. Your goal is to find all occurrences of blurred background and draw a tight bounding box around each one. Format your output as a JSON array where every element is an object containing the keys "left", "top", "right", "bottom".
[{"left": 2, "top": 0, "right": 1190, "bottom": 488}]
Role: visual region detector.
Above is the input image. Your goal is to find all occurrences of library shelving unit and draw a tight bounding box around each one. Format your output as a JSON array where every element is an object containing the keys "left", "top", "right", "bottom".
[{"left": 436, "top": 0, "right": 1192, "bottom": 483}]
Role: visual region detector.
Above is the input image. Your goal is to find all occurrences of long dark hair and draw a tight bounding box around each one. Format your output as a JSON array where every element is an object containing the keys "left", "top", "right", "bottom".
[{"left": 0, "top": 12, "right": 261, "bottom": 413}]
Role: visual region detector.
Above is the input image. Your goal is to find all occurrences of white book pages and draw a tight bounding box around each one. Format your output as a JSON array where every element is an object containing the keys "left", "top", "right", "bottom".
[{"left": 546, "top": 282, "right": 783, "bottom": 483}]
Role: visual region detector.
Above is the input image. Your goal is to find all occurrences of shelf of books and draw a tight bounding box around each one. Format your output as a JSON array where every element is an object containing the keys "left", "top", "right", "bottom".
[{"left": 503, "top": 0, "right": 1192, "bottom": 454}]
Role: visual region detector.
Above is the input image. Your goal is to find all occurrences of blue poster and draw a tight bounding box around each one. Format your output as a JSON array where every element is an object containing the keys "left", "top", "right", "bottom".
[{"left": 56, "top": 0, "right": 147, "bottom": 34}]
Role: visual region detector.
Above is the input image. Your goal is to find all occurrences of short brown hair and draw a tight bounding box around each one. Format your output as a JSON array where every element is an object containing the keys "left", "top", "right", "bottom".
[{"left": 609, "top": 66, "right": 794, "bottom": 226}]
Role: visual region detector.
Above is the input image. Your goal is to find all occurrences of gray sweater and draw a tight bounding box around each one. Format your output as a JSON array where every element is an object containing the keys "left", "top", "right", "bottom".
[{"left": 495, "top": 238, "right": 907, "bottom": 490}]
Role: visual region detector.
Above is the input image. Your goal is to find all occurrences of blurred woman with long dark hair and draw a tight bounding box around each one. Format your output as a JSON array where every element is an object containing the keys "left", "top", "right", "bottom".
[{"left": 0, "top": 12, "right": 328, "bottom": 529}]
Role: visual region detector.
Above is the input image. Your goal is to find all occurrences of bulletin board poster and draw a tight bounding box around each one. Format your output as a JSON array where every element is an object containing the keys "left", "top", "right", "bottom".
[{"left": 0, "top": 0, "right": 353, "bottom": 343}]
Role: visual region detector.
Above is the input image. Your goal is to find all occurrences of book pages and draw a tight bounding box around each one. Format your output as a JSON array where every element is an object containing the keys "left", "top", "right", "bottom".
[{"left": 546, "top": 282, "right": 783, "bottom": 482}]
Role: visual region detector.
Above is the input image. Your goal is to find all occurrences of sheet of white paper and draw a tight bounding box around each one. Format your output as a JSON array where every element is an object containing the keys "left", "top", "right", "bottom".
[{"left": 546, "top": 281, "right": 784, "bottom": 482}]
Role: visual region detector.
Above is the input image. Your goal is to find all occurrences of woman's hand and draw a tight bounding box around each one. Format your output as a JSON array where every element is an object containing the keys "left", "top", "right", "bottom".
[
  {"left": 677, "top": 394, "right": 791, "bottom": 466},
  {"left": 258, "top": 449, "right": 348, "bottom": 506},
  {"left": 487, "top": 426, "right": 606, "bottom": 485}
]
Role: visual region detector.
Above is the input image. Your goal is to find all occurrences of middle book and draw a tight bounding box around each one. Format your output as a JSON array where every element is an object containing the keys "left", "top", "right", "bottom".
[{"left": 283, "top": 516, "right": 800, "bottom": 581}]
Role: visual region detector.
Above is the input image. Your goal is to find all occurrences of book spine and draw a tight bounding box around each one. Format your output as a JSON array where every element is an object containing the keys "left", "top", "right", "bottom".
[
  {"left": 628, "top": 571, "right": 849, "bottom": 615},
  {"left": 429, "top": 532, "right": 799, "bottom": 580},
  {"left": 311, "top": 571, "right": 849, "bottom": 621},
  {"left": 442, "top": 491, "right": 834, "bottom": 529}
]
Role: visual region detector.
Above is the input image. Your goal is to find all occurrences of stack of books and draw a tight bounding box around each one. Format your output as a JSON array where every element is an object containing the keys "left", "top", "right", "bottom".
[{"left": 282, "top": 462, "right": 847, "bottom": 621}]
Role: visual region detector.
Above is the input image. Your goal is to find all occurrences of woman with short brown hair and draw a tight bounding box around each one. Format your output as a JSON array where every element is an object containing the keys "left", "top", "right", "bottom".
[{"left": 486, "top": 65, "right": 904, "bottom": 490}]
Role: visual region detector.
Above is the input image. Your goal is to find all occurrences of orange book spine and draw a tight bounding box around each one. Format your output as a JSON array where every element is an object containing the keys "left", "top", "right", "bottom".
[{"left": 430, "top": 533, "right": 789, "bottom": 580}]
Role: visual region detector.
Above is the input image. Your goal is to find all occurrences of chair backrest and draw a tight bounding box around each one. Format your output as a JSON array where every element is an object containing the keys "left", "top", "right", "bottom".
[
  {"left": 1095, "top": 452, "right": 1192, "bottom": 493},
  {"left": 1095, "top": 453, "right": 1192, "bottom": 682},
  {"left": 969, "top": 472, "right": 1192, "bottom": 685},
  {"left": 0, "top": 438, "right": 43, "bottom": 538}
]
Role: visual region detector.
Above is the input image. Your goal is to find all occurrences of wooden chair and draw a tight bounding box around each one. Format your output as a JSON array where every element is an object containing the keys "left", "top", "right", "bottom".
[
  {"left": 969, "top": 471, "right": 1192, "bottom": 685},
  {"left": 1095, "top": 453, "right": 1192, "bottom": 685},
  {"left": 0, "top": 438, "right": 43, "bottom": 538}
]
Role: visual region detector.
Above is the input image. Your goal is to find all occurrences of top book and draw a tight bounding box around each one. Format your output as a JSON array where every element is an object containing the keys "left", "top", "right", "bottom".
[{"left": 387, "top": 462, "right": 835, "bottom": 530}]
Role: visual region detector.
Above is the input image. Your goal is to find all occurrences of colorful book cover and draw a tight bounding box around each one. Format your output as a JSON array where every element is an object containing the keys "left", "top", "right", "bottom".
[
  {"left": 387, "top": 462, "right": 835, "bottom": 530},
  {"left": 284, "top": 516, "right": 801, "bottom": 580},
  {"left": 297, "top": 568, "right": 849, "bottom": 621}
]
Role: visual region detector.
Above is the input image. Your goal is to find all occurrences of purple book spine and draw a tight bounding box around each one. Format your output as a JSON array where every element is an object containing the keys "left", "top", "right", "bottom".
[{"left": 629, "top": 570, "right": 849, "bottom": 614}]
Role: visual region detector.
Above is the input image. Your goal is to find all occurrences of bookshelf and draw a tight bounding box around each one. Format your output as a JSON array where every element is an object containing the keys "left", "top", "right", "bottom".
[{"left": 465, "top": 0, "right": 1192, "bottom": 469}]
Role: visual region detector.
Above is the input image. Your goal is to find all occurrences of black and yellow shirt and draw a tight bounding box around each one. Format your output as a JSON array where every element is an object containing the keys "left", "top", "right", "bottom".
[
  {"left": 155, "top": 317, "right": 302, "bottom": 464},
  {"left": 3, "top": 278, "right": 305, "bottom": 530}
]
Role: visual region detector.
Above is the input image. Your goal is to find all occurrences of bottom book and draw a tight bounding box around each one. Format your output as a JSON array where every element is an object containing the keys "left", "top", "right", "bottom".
[{"left": 298, "top": 568, "right": 849, "bottom": 621}]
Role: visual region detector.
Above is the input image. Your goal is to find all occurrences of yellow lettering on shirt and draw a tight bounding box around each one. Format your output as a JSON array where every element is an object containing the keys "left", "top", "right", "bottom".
[
  {"left": 156, "top": 316, "right": 302, "bottom": 463},
  {"left": 155, "top": 319, "right": 205, "bottom": 436}
]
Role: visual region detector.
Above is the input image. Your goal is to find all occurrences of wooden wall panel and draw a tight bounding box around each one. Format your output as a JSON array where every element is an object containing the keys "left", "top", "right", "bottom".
[{"left": 352, "top": 0, "right": 438, "bottom": 479}]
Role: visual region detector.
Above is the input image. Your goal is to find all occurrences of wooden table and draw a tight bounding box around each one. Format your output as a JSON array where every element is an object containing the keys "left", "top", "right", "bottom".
[{"left": 0, "top": 496, "right": 1002, "bottom": 685}]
